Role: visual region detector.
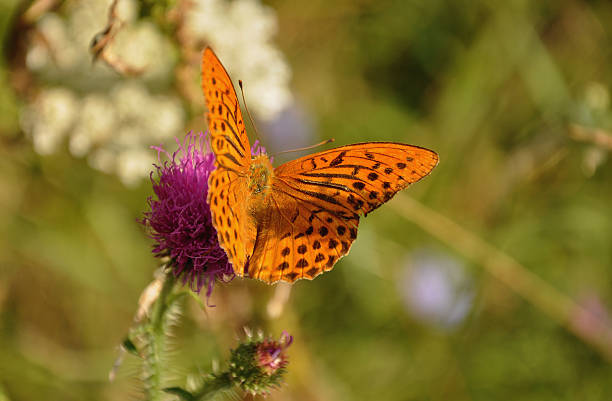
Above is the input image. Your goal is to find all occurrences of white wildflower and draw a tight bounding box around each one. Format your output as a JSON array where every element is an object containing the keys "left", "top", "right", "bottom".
[
  {"left": 71, "top": 94, "right": 118, "bottom": 155},
  {"left": 21, "top": 0, "right": 290, "bottom": 186},
  {"left": 144, "top": 97, "right": 185, "bottom": 141},
  {"left": 20, "top": 88, "right": 78, "bottom": 155},
  {"left": 21, "top": 83, "right": 183, "bottom": 186},
  {"left": 111, "top": 21, "right": 176, "bottom": 81},
  {"left": 88, "top": 147, "right": 116, "bottom": 174},
  {"left": 187, "top": 0, "right": 292, "bottom": 120},
  {"left": 116, "top": 148, "right": 155, "bottom": 187},
  {"left": 21, "top": 0, "right": 183, "bottom": 186}
]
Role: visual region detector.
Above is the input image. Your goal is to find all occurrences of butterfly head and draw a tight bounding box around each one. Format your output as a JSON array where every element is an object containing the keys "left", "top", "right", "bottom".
[{"left": 248, "top": 154, "right": 274, "bottom": 197}]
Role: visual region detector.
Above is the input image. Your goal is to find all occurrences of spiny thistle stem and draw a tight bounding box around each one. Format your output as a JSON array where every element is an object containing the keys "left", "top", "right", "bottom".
[
  {"left": 165, "top": 373, "right": 233, "bottom": 401},
  {"left": 143, "top": 270, "right": 177, "bottom": 401},
  {"left": 193, "top": 373, "right": 233, "bottom": 400}
]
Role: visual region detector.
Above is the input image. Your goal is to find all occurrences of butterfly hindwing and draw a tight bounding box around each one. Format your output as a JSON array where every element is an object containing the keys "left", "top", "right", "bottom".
[
  {"left": 201, "top": 48, "right": 250, "bottom": 171},
  {"left": 246, "top": 187, "right": 360, "bottom": 283}
]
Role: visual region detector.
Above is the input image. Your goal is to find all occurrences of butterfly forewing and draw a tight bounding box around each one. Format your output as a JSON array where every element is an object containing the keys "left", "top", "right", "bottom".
[
  {"left": 274, "top": 143, "right": 439, "bottom": 217},
  {"left": 202, "top": 48, "right": 254, "bottom": 275},
  {"left": 201, "top": 48, "right": 251, "bottom": 171}
]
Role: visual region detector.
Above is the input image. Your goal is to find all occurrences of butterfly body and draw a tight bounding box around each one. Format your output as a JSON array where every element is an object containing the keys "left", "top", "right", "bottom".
[
  {"left": 248, "top": 155, "right": 274, "bottom": 197},
  {"left": 246, "top": 156, "right": 275, "bottom": 234},
  {"left": 202, "top": 48, "right": 438, "bottom": 284}
]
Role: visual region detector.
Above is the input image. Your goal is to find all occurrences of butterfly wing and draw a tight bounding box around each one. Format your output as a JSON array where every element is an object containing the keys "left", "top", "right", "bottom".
[
  {"left": 207, "top": 169, "right": 253, "bottom": 274},
  {"left": 246, "top": 142, "right": 439, "bottom": 283},
  {"left": 201, "top": 47, "right": 251, "bottom": 171},
  {"left": 202, "top": 48, "right": 254, "bottom": 275},
  {"left": 246, "top": 187, "right": 360, "bottom": 283}
]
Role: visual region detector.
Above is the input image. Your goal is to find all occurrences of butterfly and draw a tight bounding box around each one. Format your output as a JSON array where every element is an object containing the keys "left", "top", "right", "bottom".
[{"left": 201, "top": 47, "right": 438, "bottom": 284}]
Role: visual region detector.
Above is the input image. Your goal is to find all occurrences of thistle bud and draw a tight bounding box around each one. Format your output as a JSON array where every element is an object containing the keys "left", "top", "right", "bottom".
[{"left": 228, "top": 331, "right": 293, "bottom": 396}]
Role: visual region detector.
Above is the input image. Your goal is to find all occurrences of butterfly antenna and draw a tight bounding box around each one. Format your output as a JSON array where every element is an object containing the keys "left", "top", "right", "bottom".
[
  {"left": 239, "top": 79, "right": 334, "bottom": 156},
  {"left": 238, "top": 80, "right": 261, "bottom": 143},
  {"left": 272, "top": 138, "right": 335, "bottom": 157}
]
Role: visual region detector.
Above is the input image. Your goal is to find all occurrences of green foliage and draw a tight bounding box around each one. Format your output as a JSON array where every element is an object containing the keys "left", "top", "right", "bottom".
[{"left": 2, "top": 0, "right": 612, "bottom": 400}]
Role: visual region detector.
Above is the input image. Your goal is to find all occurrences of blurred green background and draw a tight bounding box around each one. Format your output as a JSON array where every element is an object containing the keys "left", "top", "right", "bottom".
[{"left": 2, "top": 0, "right": 612, "bottom": 400}]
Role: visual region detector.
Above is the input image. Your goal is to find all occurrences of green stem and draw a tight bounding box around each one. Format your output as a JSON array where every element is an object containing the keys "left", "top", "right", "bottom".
[
  {"left": 193, "top": 373, "right": 233, "bottom": 401},
  {"left": 144, "top": 271, "right": 177, "bottom": 401}
]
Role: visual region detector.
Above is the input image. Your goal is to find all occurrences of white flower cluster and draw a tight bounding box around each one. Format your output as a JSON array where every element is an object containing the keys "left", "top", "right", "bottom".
[
  {"left": 21, "top": 83, "right": 184, "bottom": 186},
  {"left": 20, "top": 0, "right": 292, "bottom": 185},
  {"left": 187, "top": 0, "right": 292, "bottom": 121},
  {"left": 26, "top": 0, "right": 174, "bottom": 82},
  {"left": 21, "top": 0, "right": 182, "bottom": 186}
]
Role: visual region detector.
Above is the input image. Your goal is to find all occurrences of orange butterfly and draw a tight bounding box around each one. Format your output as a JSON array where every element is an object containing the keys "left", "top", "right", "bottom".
[{"left": 201, "top": 47, "right": 438, "bottom": 284}]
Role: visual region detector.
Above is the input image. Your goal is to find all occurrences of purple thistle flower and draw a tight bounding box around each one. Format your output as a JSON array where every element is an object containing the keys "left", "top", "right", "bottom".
[
  {"left": 141, "top": 132, "right": 233, "bottom": 298},
  {"left": 255, "top": 331, "right": 293, "bottom": 375},
  {"left": 250, "top": 139, "right": 267, "bottom": 158}
]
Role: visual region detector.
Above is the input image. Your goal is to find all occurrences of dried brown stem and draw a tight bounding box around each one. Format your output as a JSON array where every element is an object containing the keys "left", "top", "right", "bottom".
[
  {"left": 267, "top": 282, "right": 292, "bottom": 318},
  {"left": 569, "top": 123, "right": 612, "bottom": 151},
  {"left": 89, "top": 0, "right": 144, "bottom": 76},
  {"left": 22, "top": 0, "right": 59, "bottom": 24}
]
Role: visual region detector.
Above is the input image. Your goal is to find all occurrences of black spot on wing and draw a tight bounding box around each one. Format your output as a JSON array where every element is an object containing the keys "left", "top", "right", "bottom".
[{"left": 329, "top": 151, "right": 347, "bottom": 167}]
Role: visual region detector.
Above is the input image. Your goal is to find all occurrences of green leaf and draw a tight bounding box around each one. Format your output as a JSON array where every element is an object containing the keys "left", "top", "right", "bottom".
[
  {"left": 122, "top": 337, "right": 139, "bottom": 356},
  {"left": 163, "top": 387, "right": 195, "bottom": 401}
]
